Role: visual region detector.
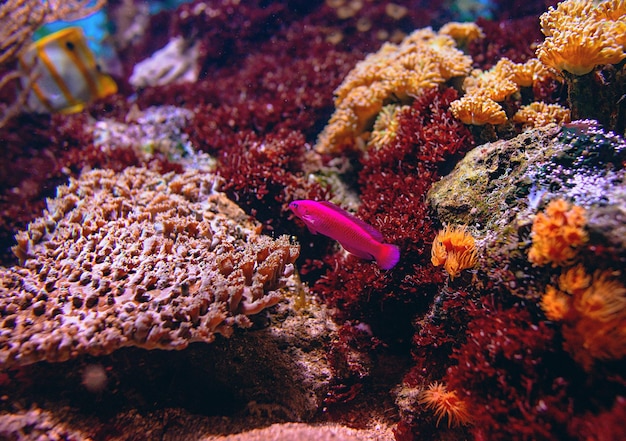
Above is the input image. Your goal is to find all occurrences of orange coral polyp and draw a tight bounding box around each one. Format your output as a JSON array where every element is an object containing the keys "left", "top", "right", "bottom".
[
  {"left": 418, "top": 382, "right": 472, "bottom": 428},
  {"left": 528, "top": 199, "right": 587, "bottom": 267},
  {"left": 431, "top": 225, "right": 478, "bottom": 279},
  {"left": 540, "top": 285, "right": 571, "bottom": 321}
]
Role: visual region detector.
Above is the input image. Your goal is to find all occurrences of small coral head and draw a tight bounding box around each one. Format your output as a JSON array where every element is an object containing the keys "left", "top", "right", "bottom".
[{"left": 419, "top": 382, "right": 472, "bottom": 428}]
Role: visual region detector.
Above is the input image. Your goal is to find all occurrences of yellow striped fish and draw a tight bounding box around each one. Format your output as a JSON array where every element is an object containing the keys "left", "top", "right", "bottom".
[{"left": 19, "top": 27, "right": 117, "bottom": 114}]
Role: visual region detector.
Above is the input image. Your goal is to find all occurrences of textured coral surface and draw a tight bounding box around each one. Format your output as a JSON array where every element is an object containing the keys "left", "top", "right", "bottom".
[{"left": 1, "top": 167, "right": 298, "bottom": 368}]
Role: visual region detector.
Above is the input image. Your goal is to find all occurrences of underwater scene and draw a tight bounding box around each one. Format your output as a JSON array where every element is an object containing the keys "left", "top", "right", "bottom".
[{"left": 1, "top": 0, "right": 625, "bottom": 439}]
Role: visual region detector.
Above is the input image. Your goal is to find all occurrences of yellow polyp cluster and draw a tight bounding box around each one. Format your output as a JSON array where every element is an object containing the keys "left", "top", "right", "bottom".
[
  {"left": 438, "top": 22, "right": 484, "bottom": 48},
  {"left": 527, "top": 199, "right": 587, "bottom": 267},
  {"left": 450, "top": 58, "right": 556, "bottom": 126},
  {"left": 449, "top": 94, "right": 507, "bottom": 126},
  {"left": 315, "top": 27, "right": 473, "bottom": 154},
  {"left": 418, "top": 382, "right": 472, "bottom": 428},
  {"left": 536, "top": 0, "right": 626, "bottom": 76},
  {"left": 512, "top": 101, "right": 571, "bottom": 129},
  {"left": 431, "top": 224, "right": 478, "bottom": 280},
  {"left": 540, "top": 265, "right": 626, "bottom": 370},
  {"left": 367, "top": 104, "right": 408, "bottom": 149}
]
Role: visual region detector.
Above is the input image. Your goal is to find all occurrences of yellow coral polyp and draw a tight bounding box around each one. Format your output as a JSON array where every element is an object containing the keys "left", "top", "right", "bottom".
[
  {"left": 513, "top": 101, "right": 571, "bottom": 129},
  {"left": 536, "top": 0, "right": 626, "bottom": 75},
  {"left": 419, "top": 382, "right": 472, "bottom": 428},
  {"left": 450, "top": 95, "right": 508, "bottom": 126},
  {"left": 368, "top": 104, "right": 408, "bottom": 149},
  {"left": 528, "top": 199, "right": 587, "bottom": 267},
  {"left": 431, "top": 224, "right": 478, "bottom": 279}
]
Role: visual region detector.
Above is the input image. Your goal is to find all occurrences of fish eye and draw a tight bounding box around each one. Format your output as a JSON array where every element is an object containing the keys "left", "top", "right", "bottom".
[{"left": 65, "top": 41, "right": 75, "bottom": 51}]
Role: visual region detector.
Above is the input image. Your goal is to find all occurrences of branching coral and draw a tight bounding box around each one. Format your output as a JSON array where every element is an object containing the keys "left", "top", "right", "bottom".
[
  {"left": 536, "top": 0, "right": 626, "bottom": 76},
  {"left": 528, "top": 199, "right": 587, "bottom": 267},
  {"left": 0, "top": 167, "right": 299, "bottom": 368},
  {"left": 540, "top": 265, "right": 626, "bottom": 370},
  {"left": 431, "top": 224, "right": 478, "bottom": 280},
  {"left": 418, "top": 381, "right": 472, "bottom": 428},
  {"left": 315, "top": 27, "right": 473, "bottom": 153}
]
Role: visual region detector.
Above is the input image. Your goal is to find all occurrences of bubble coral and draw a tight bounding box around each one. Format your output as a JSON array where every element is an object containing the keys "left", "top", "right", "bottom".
[
  {"left": 431, "top": 224, "right": 478, "bottom": 280},
  {"left": 536, "top": 0, "right": 626, "bottom": 76},
  {"left": 540, "top": 265, "right": 626, "bottom": 370},
  {"left": 418, "top": 381, "right": 472, "bottom": 428},
  {"left": 315, "top": 27, "right": 472, "bottom": 153},
  {"left": 528, "top": 198, "right": 587, "bottom": 267}
]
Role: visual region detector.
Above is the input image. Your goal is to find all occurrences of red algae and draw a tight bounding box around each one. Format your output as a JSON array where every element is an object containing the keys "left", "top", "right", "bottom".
[{"left": 311, "top": 87, "right": 475, "bottom": 399}]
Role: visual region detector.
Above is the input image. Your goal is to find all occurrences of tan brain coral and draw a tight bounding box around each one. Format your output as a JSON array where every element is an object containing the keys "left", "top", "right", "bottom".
[{"left": 0, "top": 167, "right": 299, "bottom": 368}]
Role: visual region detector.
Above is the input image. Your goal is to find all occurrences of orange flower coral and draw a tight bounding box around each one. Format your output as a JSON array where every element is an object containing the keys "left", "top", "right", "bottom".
[
  {"left": 527, "top": 199, "right": 587, "bottom": 267},
  {"left": 419, "top": 382, "right": 472, "bottom": 427},
  {"left": 540, "top": 265, "right": 626, "bottom": 370},
  {"left": 431, "top": 224, "right": 478, "bottom": 279},
  {"left": 536, "top": 0, "right": 626, "bottom": 75},
  {"left": 540, "top": 285, "right": 571, "bottom": 321}
]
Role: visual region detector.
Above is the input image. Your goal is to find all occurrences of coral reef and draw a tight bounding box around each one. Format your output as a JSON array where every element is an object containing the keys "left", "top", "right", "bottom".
[
  {"left": 450, "top": 57, "right": 555, "bottom": 126},
  {"left": 536, "top": 0, "right": 626, "bottom": 76},
  {"left": 1, "top": 167, "right": 299, "bottom": 368},
  {"left": 1, "top": 0, "right": 626, "bottom": 440}
]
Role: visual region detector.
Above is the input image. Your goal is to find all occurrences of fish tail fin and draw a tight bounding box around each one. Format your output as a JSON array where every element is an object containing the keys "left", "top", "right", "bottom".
[{"left": 377, "top": 243, "right": 400, "bottom": 270}]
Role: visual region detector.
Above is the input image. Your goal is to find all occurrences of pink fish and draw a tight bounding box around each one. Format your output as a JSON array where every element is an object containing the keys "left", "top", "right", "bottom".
[{"left": 289, "top": 200, "right": 400, "bottom": 269}]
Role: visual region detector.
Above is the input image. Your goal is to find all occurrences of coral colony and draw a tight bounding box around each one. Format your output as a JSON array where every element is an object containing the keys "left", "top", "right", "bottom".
[{"left": 1, "top": 1, "right": 626, "bottom": 440}]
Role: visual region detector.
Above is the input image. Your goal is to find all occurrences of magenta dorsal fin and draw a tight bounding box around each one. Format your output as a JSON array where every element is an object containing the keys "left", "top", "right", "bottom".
[{"left": 318, "top": 201, "right": 384, "bottom": 242}]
